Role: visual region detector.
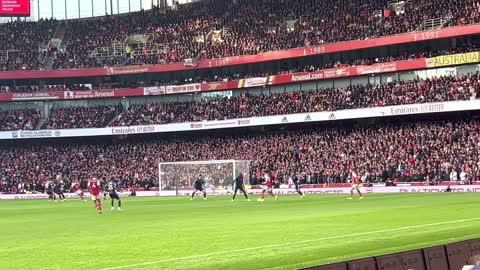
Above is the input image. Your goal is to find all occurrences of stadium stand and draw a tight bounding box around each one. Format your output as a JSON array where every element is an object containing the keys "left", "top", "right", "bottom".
[
  {"left": 0, "top": 109, "right": 41, "bottom": 131},
  {"left": 2, "top": 40, "right": 480, "bottom": 93},
  {"left": 1, "top": 118, "right": 479, "bottom": 193},
  {"left": 0, "top": 0, "right": 479, "bottom": 71},
  {"left": 112, "top": 74, "right": 479, "bottom": 126},
  {"left": 42, "top": 105, "right": 122, "bottom": 129},
  {"left": 0, "top": 19, "right": 57, "bottom": 71},
  {"left": 0, "top": 73, "right": 478, "bottom": 132}
]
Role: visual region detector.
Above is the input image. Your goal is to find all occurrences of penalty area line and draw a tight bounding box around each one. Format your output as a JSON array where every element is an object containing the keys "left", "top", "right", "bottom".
[{"left": 98, "top": 217, "right": 480, "bottom": 270}]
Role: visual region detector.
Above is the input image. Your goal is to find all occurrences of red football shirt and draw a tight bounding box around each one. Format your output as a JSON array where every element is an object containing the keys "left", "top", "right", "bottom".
[
  {"left": 88, "top": 179, "right": 100, "bottom": 195},
  {"left": 72, "top": 184, "right": 80, "bottom": 192},
  {"left": 265, "top": 179, "right": 273, "bottom": 188},
  {"left": 351, "top": 171, "right": 359, "bottom": 184}
]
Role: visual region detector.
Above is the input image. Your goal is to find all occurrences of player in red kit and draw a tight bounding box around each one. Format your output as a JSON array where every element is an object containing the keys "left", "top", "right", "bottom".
[
  {"left": 258, "top": 172, "right": 278, "bottom": 202},
  {"left": 71, "top": 181, "right": 86, "bottom": 201},
  {"left": 88, "top": 177, "right": 103, "bottom": 213},
  {"left": 348, "top": 170, "right": 363, "bottom": 200}
]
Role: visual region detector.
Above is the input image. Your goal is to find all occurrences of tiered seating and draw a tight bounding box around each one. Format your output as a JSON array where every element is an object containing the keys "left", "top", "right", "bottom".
[
  {"left": 0, "top": 0, "right": 478, "bottom": 71},
  {"left": 42, "top": 105, "right": 122, "bottom": 129},
  {"left": 0, "top": 109, "right": 41, "bottom": 131},
  {"left": 0, "top": 19, "right": 58, "bottom": 71},
  {"left": 113, "top": 74, "right": 480, "bottom": 126},
  {"left": 1, "top": 119, "right": 479, "bottom": 193},
  {"left": 2, "top": 74, "right": 478, "bottom": 131},
  {"left": 2, "top": 40, "right": 480, "bottom": 93}
]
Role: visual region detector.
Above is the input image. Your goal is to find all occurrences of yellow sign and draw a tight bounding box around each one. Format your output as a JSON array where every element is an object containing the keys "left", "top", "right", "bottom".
[{"left": 426, "top": 52, "right": 480, "bottom": 68}]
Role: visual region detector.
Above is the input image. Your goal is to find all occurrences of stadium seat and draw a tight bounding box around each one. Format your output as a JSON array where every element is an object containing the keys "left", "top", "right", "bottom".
[
  {"left": 423, "top": 246, "right": 449, "bottom": 270},
  {"left": 376, "top": 253, "right": 404, "bottom": 270},
  {"left": 467, "top": 239, "right": 480, "bottom": 260},
  {"left": 348, "top": 257, "right": 378, "bottom": 270},
  {"left": 299, "top": 262, "right": 348, "bottom": 270},
  {"left": 376, "top": 250, "right": 426, "bottom": 270},
  {"left": 446, "top": 241, "right": 471, "bottom": 270}
]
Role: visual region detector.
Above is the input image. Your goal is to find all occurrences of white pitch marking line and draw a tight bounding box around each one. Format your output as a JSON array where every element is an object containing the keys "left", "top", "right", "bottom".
[{"left": 99, "top": 217, "right": 480, "bottom": 270}]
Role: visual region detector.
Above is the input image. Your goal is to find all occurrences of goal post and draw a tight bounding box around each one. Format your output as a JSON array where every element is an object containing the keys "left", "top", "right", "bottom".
[{"left": 158, "top": 160, "right": 251, "bottom": 196}]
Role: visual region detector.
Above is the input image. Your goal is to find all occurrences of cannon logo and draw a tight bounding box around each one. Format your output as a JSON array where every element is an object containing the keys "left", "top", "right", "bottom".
[
  {"left": 54, "top": 130, "right": 61, "bottom": 137},
  {"left": 206, "top": 82, "right": 222, "bottom": 90},
  {"left": 12, "top": 131, "right": 18, "bottom": 138}
]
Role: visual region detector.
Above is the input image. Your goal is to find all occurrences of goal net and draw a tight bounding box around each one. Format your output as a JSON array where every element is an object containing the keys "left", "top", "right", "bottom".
[{"left": 158, "top": 160, "right": 251, "bottom": 196}]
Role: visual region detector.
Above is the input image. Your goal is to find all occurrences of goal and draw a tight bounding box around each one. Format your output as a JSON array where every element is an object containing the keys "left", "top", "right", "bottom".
[{"left": 158, "top": 160, "right": 251, "bottom": 196}]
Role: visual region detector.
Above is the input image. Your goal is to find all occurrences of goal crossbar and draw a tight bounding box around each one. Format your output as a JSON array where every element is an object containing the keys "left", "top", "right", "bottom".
[{"left": 158, "top": 160, "right": 239, "bottom": 165}]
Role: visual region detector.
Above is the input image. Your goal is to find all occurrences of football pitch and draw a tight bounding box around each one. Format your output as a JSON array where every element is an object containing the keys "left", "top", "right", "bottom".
[{"left": 1, "top": 193, "right": 479, "bottom": 270}]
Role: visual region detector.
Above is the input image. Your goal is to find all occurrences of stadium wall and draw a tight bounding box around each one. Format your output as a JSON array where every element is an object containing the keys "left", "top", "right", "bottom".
[
  {"left": 300, "top": 238, "right": 480, "bottom": 270},
  {"left": 2, "top": 185, "right": 480, "bottom": 199}
]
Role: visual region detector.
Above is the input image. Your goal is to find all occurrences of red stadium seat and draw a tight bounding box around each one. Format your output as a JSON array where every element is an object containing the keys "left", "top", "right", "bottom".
[
  {"left": 376, "top": 253, "right": 404, "bottom": 270},
  {"left": 376, "top": 250, "right": 426, "bottom": 270},
  {"left": 402, "top": 250, "right": 427, "bottom": 270},
  {"left": 348, "top": 257, "right": 378, "bottom": 270},
  {"left": 423, "top": 246, "right": 449, "bottom": 270},
  {"left": 446, "top": 241, "right": 471, "bottom": 270},
  {"left": 300, "top": 262, "right": 348, "bottom": 270}
]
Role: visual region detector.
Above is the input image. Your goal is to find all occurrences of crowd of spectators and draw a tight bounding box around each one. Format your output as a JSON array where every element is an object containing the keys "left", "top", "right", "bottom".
[
  {"left": 2, "top": 39, "right": 480, "bottom": 94},
  {"left": 112, "top": 74, "right": 480, "bottom": 126},
  {"left": 1, "top": 118, "right": 480, "bottom": 194},
  {"left": 0, "top": 84, "right": 115, "bottom": 93},
  {"left": 42, "top": 105, "right": 122, "bottom": 129},
  {"left": 0, "top": 73, "right": 478, "bottom": 132},
  {"left": 0, "top": 19, "right": 57, "bottom": 71},
  {"left": 0, "top": 109, "right": 41, "bottom": 131},
  {"left": 0, "top": 0, "right": 479, "bottom": 71},
  {"left": 42, "top": 0, "right": 480, "bottom": 68}
]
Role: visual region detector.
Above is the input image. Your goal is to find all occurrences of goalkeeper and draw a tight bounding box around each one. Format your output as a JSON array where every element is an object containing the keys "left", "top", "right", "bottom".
[
  {"left": 232, "top": 173, "right": 250, "bottom": 201},
  {"left": 191, "top": 175, "right": 207, "bottom": 200}
]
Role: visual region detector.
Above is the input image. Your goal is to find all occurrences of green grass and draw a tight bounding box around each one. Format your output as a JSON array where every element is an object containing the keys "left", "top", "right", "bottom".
[{"left": 0, "top": 193, "right": 479, "bottom": 270}]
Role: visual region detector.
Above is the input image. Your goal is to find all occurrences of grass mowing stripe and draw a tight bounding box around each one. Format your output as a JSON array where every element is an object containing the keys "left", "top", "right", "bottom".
[
  {"left": 108, "top": 195, "right": 419, "bottom": 209},
  {"left": 98, "top": 216, "right": 480, "bottom": 270}
]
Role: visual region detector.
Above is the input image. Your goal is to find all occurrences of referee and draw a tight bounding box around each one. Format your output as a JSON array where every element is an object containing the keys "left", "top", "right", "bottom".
[{"left": 232, "top": 173, "right": 250, "bottom": 201}]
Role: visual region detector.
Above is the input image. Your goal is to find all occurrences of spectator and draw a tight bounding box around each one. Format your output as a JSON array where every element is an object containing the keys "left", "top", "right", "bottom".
[
  {"left": 450, "top": 168, "right": 458, "bottom": 181},
  {"left": 462, "top": 255, "right": 480, "bottom": 270}
]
